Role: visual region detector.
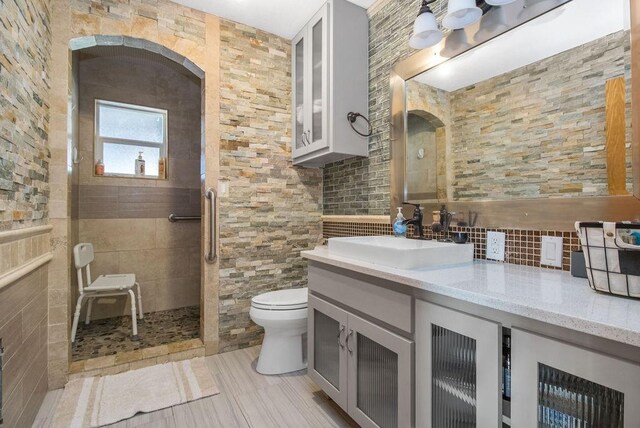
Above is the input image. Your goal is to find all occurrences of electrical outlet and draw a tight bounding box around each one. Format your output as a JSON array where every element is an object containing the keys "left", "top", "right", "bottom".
[
  {"left": 541, "top": 236, "right": 563, "bottom": 268},
  {"left": 486, "top": 231, "right": 506, "bottom": 261}
]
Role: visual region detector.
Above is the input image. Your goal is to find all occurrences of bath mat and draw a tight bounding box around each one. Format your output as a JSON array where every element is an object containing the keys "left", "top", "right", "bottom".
[{"left": 51, "top": 358, "right": 219, "bottom": 427}]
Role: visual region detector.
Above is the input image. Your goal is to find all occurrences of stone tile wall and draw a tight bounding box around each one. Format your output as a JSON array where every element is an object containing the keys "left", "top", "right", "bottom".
[
  {"left": 218, "top": 20, "right": 323, "bottom": 352},
  {"left": 323, "top": 0, "right": 426, "bottom": 215},
  {"left": 0, "top": 266, "right": 49, "bottom": 427},
  {"left": 450, "top": 30, "right": 632, "bottom": 200},
  {"left": 77, "top": 54, "right": 201, "bottom": 190},
  {"left": 0, "top": 0, "right": 52, "bottom": 230},
  {"left": 0, "top": 227, "right": 51, "bottom": 427},
  {"left": 77, "top": 218, "right": 200, "bottom": 319}
]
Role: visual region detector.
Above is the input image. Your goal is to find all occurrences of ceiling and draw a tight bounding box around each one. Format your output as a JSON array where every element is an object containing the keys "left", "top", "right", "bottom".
[
  {"left": 415, "top": 0, "right": 630, "bottom": 92},
  {"left": 170, "top": 0, "right": 378, "bottom": 39}
]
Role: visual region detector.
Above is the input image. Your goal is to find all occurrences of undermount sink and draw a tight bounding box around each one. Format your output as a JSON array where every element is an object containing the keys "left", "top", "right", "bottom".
[{"left": 327, "top": 236, "right": 474, "bottom": 270}]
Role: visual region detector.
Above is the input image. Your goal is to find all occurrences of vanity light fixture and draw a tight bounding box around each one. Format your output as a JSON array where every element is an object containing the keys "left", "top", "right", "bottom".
[
  {"left": 409, "top": 0, "right": 444, "bottom": 49},
  {"left": 443, "top": 0, "right": 483, "bottom": 30}
]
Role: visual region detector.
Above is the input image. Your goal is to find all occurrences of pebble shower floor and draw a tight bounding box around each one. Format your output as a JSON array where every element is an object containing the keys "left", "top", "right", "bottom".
[{"left": 71, "top": 306, "right": 200, "bottom": 361}]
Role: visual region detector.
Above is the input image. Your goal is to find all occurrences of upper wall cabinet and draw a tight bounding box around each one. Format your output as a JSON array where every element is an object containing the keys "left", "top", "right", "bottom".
[{"left": 292, "top": 0, "right": 369, "bottom": 167}]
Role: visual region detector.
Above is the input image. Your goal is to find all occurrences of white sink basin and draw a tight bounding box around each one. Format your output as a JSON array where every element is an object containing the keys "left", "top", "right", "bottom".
[{"left": 327, "top": 236, "right": 474, "bottom": 270}]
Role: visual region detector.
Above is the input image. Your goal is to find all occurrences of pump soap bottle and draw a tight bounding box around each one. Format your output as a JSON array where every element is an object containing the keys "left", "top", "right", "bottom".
[
  {"left": 393, "top": 207, "right": 407, "bottom": 238},
  {"left": 135, "top": 152, "right": 145, "bottom": 176}
]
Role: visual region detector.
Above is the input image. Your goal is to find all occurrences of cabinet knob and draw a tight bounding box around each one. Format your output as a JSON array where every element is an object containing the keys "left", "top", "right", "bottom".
[{"left": 337, "top": 325, "right": 345, "bottom": 349}]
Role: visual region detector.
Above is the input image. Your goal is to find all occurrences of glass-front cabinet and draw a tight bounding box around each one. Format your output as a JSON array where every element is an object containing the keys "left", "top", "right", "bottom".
[
  {"left": 290, "top": 0, "right": 368, "bottom": 166},
  {"left": 308, "top": 295, "right": 412, "bottom": 428},
  {"left": 308, "top": 294, "right": 348, "bottom": 408},
  {"left": 512, "top": 328, "right": 640, "bottom": 427},
  {"left": 291, "top": 4, "right": 328, "bottom": 160},
  {"left": 416, "top": 300, "right": 502, "bottom": 427}
]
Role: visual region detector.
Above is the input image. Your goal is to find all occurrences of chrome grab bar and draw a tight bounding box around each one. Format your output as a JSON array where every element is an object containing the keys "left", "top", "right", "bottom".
[
  {"left": 168, "top": 214, "right": 201, "bottom": 222},
  {"left": 205, "top": 188, "right": 217, "bottom": 263}
]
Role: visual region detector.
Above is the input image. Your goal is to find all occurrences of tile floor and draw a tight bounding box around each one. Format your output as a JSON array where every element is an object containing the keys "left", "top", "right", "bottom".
[
  {"left": 72, "top": 306, "right": 200, "bottom": 361},
  {"left": 34, "top": 346, "right": 357, "bottom": 428}
]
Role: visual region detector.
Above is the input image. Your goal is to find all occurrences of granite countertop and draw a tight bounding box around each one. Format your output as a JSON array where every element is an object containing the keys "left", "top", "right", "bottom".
[{"left": 302, "top": 246, "right": 640, "bottom": 347}]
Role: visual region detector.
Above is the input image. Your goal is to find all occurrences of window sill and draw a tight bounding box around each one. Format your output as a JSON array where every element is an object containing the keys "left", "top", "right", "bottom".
[{"left": 94, "top": 173, "right": 168, "bottom": 181}]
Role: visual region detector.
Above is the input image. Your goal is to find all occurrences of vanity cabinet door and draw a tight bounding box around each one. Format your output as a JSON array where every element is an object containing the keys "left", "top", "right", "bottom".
[
  {"left": 308, "top": 294, "right": 349, "bottom": 409},
  {"left": 346, "top": 313, "right": 413, "bottom": 428},
  {"left": 416, "top": 300, "right": 501, "bottom": 428},
  {"left": 512, "top": 328, "right": 640, "bottom": 427}
]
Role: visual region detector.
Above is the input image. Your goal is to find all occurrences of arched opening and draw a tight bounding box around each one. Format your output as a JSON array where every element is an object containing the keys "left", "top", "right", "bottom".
[
  {"left": 406, "top": 110, "right": 446, "bottom": 201},
  {"left": 68, "top": 37, "right": 205, "bottom": 362}
]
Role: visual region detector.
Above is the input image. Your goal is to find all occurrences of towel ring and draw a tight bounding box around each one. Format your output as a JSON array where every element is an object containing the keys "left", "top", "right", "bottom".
[{"left": 347, "top": 112, "right": 373, "bottom": 137}]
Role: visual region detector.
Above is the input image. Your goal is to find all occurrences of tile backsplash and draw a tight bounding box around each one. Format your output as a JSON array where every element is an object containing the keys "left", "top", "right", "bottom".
[{"left": 322, "top": 220, "right": 582, "bottom": 272}]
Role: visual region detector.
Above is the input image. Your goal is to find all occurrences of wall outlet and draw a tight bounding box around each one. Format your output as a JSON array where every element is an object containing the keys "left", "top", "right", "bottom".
[
  {"left": 486, "top": 231, "right": 506, "bottom": 261},
  {"left": 541, "top": 236, "right": 563, "bottom": 268}
]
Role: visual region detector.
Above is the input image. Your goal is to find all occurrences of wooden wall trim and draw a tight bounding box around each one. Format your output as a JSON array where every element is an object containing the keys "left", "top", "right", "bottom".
[
  {"left": 605, "top": 77, "right": 628, "bottom": 196},
  {"left": 0, "top": 252, "right": 53, "bottom": 291},
  {"left": 0, "top": 225, "right": 52, "bottom": 244}
]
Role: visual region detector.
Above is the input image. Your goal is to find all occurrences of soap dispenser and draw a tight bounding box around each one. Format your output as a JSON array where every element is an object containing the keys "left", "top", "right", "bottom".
[
  {"left": 135, "top": 152, "right": 145, "bottom": 176},
  {"left": 393, "top": 207, "right": 407, "bottom": 238}
]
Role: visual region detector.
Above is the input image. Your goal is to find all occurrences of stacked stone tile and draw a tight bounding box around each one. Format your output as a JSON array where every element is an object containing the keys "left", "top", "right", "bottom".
[
  {"left": 0, "top": 0, "right": 51, "bottom": 230},
  {"left": 323, "top": 0, "right": 431, "bottom": 215},
  {"left": 218, "top": 21, "right": 323, "bottom": 352},
  {"left": 450, "top": 30, "right": 632, "bottom": 200}
]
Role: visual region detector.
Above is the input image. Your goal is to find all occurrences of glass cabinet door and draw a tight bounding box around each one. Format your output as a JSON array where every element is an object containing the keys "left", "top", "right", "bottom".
[
  {"left": 292, "top": 29, "right": 307, "bottom": 158},
  {"left": 512, "top": 329, "right": 640, "bottom": 427},
  {"left": 416, "top": 300, "right": 501, "bottom": 428},
  {"left": 308, "top": 295, "right": 349, "bottom": 409},
  {"left": 347, "top": 313, "right": 412, "bottom": 428},
  {"left": 306, "top": 4, "right": 328, "bottom": 153}
]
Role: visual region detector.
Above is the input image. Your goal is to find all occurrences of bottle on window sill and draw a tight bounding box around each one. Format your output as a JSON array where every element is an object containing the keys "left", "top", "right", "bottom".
[
  {"left": 158, "top": 157, "right": 166, "bottom": 179},
  {"left": 135, "top": 152, "right": 145, "bottom": 176},
  {"left": 95, "top": 159, "right": 104, "bottom": 176}
]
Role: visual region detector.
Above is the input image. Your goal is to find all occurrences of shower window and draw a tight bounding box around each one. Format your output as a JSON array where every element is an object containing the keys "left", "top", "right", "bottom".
[{"left": 94, "top": 100, "right": 168, "bottom": 178}]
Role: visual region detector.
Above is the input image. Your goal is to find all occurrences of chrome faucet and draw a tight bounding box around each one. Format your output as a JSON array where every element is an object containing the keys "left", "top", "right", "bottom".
[{"left": 402, "top": 202, "right": 424, "bottom": 239}]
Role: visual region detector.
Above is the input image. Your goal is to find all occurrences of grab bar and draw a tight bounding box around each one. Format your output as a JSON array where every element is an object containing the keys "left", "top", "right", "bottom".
[
  {"left": 205, "top": 188, "right": 217, "bottom": 263},
  {"left": 168, "top": 214, "right": 201, "bottom": 222}
]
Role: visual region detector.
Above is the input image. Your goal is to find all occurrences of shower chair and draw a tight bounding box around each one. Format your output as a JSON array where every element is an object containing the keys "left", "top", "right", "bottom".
[{"left": 71, "top": 243, "right": 143, "bottom": 342}]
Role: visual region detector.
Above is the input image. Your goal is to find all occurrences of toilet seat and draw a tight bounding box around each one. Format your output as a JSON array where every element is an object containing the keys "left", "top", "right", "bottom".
[{"left": 251, "top": 287, "right": 308, "bottom": 311}]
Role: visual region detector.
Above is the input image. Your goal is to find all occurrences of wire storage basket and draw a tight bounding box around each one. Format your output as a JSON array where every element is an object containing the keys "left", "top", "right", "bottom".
[{"left": 575, "top": 222, "right": 640, "bottom": 298}]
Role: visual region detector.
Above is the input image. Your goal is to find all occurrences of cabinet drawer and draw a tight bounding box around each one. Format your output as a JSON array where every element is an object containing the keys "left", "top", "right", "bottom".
[{"left": 308, "top": 264, "right": 412, "bottom": 333}]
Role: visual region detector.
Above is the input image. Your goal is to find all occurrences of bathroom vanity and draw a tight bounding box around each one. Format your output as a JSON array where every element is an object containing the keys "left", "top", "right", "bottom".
[{"left": 302, "top": 246, "right": 640, "bottom": 428}]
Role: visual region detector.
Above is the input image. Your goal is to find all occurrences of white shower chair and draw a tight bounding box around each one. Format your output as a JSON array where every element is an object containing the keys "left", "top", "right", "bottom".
[{"left": 71, "top": 243, "right": 143, "bottom": 342}]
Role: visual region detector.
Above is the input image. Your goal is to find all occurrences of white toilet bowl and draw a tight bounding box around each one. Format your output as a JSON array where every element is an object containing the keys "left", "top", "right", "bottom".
[{"left": 249, "top": 287, "right": 308, "bottom": 375}]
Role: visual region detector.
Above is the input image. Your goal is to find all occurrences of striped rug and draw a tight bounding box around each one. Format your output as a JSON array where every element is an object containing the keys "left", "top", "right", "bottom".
[{"left": 51, "top": 358, "right": 219, "bottom": 427}]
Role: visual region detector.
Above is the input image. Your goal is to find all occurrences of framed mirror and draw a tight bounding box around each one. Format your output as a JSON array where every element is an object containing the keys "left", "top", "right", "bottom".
[{"left": 390, "top": 0, "right": 640, "bottom": 230}]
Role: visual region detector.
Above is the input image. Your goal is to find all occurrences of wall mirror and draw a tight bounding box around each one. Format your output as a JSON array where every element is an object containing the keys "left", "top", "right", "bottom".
[{"left": 391, "top": 0, "right": 640, "bottom": 230}]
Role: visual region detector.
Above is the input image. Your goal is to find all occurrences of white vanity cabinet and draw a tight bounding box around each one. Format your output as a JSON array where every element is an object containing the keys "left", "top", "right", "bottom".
[
  {"left": 307, "top": 264, "right": 413, "bottom": 428},
  {"left": 511, "top": 328, "right": 640, "bottom": 427},
  {"left": 308, "top": 295, "right": 412, "bottom": 428},
  {"left": 291, "top": 0, "right": 369, "bottom": 167},
  {"left": 416, "top": 300, "right": 502, "bottom": 428}
]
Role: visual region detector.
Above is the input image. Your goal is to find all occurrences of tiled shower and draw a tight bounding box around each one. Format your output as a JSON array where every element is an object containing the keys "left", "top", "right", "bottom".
[{"left": 69, "top": 46, "right": 203, "bottom": 362}]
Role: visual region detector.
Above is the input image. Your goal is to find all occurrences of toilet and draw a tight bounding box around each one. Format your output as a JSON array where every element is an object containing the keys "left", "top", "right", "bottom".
[{"left": 250, "top": 287, "right": 308, "bottom": 375}]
